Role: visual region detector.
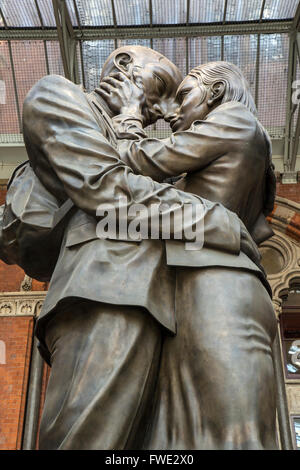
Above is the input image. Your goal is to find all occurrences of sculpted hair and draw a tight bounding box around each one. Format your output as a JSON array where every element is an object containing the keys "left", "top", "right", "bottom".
[{"left": 189, "top": 61, "right": 257, "bottom": 116}]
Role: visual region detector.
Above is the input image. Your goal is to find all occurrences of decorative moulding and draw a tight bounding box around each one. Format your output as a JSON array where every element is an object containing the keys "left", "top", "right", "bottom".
[{"left": 0, "top": 291, "right": 46, "bottom": 317}]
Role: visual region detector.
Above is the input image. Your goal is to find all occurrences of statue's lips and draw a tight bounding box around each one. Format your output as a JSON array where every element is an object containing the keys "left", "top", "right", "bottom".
[{"left": 170, "top": 117, "right": 182, "bottom": 132}]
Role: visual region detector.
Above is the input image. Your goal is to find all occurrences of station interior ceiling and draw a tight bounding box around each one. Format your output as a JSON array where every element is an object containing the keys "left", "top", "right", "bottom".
[{"left": 1, "top": 0, "right": 300, "bottom": 179}]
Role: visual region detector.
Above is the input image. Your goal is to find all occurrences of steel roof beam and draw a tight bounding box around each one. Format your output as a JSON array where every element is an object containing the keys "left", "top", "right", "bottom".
[
  {"left": 0, "top": 19, "right": 292, "bottom": 41},
  {"left": 186, "top": 0, "right": 190, "bottom": 73},
  {"left": 259, "top": 0, "right": 266, "bottom": 22},
  {"left": 52, "top": 0, "right": 80, "bottom": 83},
  {"left": 223, "top": 0, "right": 228, "bottom": 23},
  {"left": 34, "top": 0, "right": 50, "bottom": 75},
  {"left": 72, "top": 0, "right": 85, "bottom": 88},
  {"left": 254, "top": 1, "right": 266, "bottom": 107},
  {"left": 110, "top": 0, "right": 118, "bottom": 48},
  {"left": 77, "top": 21, "right": 293, "bottom": 39},
  {"left": 149, "top": 0, "right": 153, "bottom": 48},
  {"left": 221, "top": 0, "right": 228, "bottom": 59},
  {"left": 292, "top": 0, "right": 300, "bottom": 31}
]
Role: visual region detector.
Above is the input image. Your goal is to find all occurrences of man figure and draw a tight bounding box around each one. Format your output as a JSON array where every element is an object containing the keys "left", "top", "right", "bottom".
[
  {"left": 22, "top": 47, "right": 260, "bottom": 450},
  {"left": 101, "top": 61, "right": 278, "bottom": 449}
]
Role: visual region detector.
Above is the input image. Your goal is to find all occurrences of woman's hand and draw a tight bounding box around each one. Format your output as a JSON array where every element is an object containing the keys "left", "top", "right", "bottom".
[{"left": 97, "top": 72, "right": 144, "bottom": 118}]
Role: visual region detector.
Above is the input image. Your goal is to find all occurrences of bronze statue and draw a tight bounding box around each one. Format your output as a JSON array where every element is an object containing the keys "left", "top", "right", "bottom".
[
  {"left": 99, "top": 60, "right": 278, "bottom": 449},
  {"left": 1, "top": 46, "right": 276, "bottom": 449}
]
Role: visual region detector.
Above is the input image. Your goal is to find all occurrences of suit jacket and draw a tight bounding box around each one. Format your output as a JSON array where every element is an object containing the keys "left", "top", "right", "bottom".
[
  {"left": 22, "top": 75, "right": 244, "bottom": 351},
  {"left": 117, "top": 101, "right": 275, "bottom": 268}
]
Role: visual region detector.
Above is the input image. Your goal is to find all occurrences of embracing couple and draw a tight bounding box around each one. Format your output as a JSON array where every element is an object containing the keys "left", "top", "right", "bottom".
[{"left": 22, "top": 45, "right": 277, "bottom": 450}]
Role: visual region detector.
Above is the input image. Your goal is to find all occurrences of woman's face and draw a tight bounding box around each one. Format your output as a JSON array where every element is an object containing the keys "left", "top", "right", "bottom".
[{"left": 170, "top": 75, "right": 211, "bottom": 132}]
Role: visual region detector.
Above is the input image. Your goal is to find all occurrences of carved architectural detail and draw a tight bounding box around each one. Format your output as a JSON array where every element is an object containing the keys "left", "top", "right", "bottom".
[
  {"left": 35, "top": 301, "right": 43, "bottom": 317},
  {"left": 20, "top": 275, "right": 33, "bottom": 292},
  {"left": 0, "top": 292, "right": 46, "bottom": 317},
  {"left": 262, "top": 196, "right": 300, "bottom": 301},
  {"left": 272, "top": 298, "right": 282, "bottom": 318},
  {"left": 0, "top": 302, "right": 15, "bottom": 315},
  {"left": 19, "top": 302, "right": 33, "bottom": 315}
]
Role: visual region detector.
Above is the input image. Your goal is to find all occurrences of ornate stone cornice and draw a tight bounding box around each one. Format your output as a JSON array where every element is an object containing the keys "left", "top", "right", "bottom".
[{"left": 0, "top": 291, "right": 46, "bottom": 317}]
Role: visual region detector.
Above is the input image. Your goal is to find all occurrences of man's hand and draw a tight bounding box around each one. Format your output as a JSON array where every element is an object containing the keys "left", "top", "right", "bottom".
[{"left": 97, "top": 72, "right": 144, "bottom": 119}]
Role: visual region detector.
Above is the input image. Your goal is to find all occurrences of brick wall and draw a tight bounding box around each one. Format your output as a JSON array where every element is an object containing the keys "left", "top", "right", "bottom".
[
  {"left": 0, "top": 262, "right": 26, "bottom": 293},
  {"left": 0, "top": 316, "right": 34, "bottom": 450},
  {"left": 0, "top": 261, "right": 48, "bottom": 293},
  {"left": 276, "top": 182, "right": 300, "bottom": 204}
]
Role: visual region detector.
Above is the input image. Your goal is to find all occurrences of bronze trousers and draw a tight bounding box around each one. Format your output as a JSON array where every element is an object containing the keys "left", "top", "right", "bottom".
[
  {"left": 144, "top": 267, "right": 278, "bottom": 450},
  {"left": 38, "top": 301, "right": 162, "bottom": 450}
]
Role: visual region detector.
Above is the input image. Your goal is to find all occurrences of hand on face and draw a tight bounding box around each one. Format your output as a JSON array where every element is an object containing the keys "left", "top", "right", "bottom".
[
  {"left": 97, "top": 71, "right": 145, "bottom": 118},
  {"left": 98, "top": 59, "right": 181, "bottom": 128}
]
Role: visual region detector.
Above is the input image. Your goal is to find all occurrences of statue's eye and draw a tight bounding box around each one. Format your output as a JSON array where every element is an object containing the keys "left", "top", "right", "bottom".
[
  {"left": 178, "top": 90, "right": 189, "bottom": 104},
  {"left": 154, "top": 75, "right": 166, "bottom": 95}
]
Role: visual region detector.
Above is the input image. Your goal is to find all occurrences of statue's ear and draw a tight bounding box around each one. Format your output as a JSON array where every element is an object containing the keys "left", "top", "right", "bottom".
[
  {"left": 207, "top": 80, "right": 226, "bottom": 107},
  {"left": 114, "top": 52, "right": 133, "bottom": 74}
]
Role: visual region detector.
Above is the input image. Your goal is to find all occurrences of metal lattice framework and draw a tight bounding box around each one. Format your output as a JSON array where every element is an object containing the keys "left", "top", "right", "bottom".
[{"left": 1, "top": 0, "right": 300, "bottom": 175}]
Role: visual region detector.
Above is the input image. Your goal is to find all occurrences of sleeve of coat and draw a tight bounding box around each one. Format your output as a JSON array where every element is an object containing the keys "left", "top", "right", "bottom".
[
  {"left": 117, "top": 104, "right": 254, "bottom": 182},
  {"left": 22, "top": 75, "right": 241, "bottom": 253}
]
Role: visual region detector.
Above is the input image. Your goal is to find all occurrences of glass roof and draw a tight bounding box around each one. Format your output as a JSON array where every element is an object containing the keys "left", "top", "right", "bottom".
[
  {"left": 114, "top": 0, "right": 150, "bottom": 26},
  {"left": 0, "top": 0, "right": 299, "bottom": 28},
  {"left": 0, "top": 0, "right": 300, "bottom": 143},
  {"left": 0, "top": 0, "right": 57, "bottom": 27},
  {"left": 189, "top": 0, "right": 225, "bottom": 23},
  {"left": 69, "top": 0, "right": 113, "bottom": 27}
]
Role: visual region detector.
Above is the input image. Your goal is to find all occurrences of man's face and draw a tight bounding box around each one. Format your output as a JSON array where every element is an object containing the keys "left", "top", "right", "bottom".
[
  {"left": 169, "top": 75, "right": 211, "bottom": 132},
  {"left": 131, "top": 58, "right": 181, "bottom": 127}
]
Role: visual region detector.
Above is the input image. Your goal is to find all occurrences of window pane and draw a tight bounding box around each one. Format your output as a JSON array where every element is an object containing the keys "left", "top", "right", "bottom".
[
  {"left": 73, "top": 0, "right": 114, "bottom": 26},
  {"left": 189, "top": 0, "right": 225, "bottom": 23},
  {"left": 189, "top": 36, "right": 222, "bottom": 71},
  {"left": 263, "top": 0, "right": 299, "bottom": 20},
  {"left": 1, "top": 0, "right": 41, "bottom": 27},
  {"left": 82, "top": 40, "right": 115, "bottom": 92},
  {"left": 223, "top": 35, "right": 257, "bottom": 103},
  {"left": 46, "top": 41, "right": 65, "bottom": 76},
  {"left": 257, "top": 33, "right": 289, "bottom": 138},
  {"left": 226, "top": 0, "right": 263, "bottom": 22},
  {"left": 11, "top": 40, "right": 48, "bottom": 116},
  {"left": 38, "top": 0, "right": 57, "bottom": 27},
  {"left": 152, "top": 0, "right": 186, "bottom": 24},
  {"left": 114, "top": 0, "right": 150, "bottom": 26},
  {"left": 66, "top": 0, "right": 79, "bottom": 26},
  {"left": 0, "top": 41, "right": 21, "bottom": 140}
]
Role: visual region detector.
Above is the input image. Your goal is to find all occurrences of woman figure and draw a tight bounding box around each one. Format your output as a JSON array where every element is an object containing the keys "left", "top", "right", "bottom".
[{"left": 107, "top": 61, "right": 278, "bottom": 449}]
